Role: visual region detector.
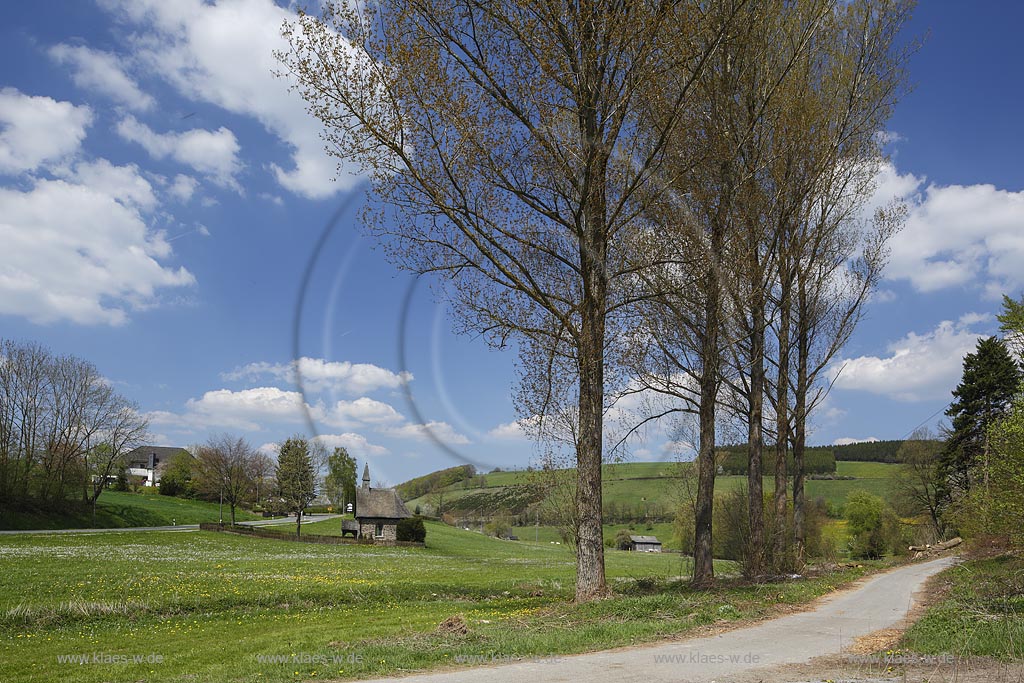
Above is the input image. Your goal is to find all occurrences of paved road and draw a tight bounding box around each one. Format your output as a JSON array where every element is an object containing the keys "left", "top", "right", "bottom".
[
  {"left": 369, "top": 556, "right": 957, "bottom": 683},
  {"left": 0, "top": 514, "right": 341, "bottom": 535}
]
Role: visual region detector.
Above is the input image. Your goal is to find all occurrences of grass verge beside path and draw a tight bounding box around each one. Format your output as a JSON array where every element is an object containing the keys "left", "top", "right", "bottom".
[
  {"left": 902, "top": 546, "right": 1024, "bottom": 660},
  {"left": 0, "top": 520, "right": 889, "bottom": 683}
]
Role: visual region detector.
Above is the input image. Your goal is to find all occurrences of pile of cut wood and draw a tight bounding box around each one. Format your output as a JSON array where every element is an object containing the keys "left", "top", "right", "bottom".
[{"left": 909, "top": 536, "right": 962, "bottom": 559}]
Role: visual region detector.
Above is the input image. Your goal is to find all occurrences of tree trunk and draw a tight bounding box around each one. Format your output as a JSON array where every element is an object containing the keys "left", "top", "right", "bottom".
[
  {"left": 773, "top": 261, "right": 792, "bottom": 570},
  {"left": 574, "top": 231, "right": 607, "bottom": 598},
  {"left": 793, "top": 281, "right": 809, "bottom": 563},
  {"left": 693, "top": 373, "right": 717, "bottom": 587},
  {"left": 693, "top": 221, "right": 724, "bottom": 588},
  {"left": 296, "top": 509, "right": 302, "bottom": 538},
  {"left": 572, "top": 14, "right": 609, "bottom": 601},
  {"left": 746, "top": 293, "right": 765, "bottom": 579}
]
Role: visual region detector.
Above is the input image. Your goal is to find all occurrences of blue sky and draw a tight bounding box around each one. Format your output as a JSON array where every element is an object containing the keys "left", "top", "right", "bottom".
[{"left": 1, "top": 1, "right": 1022, "bottom": 485}]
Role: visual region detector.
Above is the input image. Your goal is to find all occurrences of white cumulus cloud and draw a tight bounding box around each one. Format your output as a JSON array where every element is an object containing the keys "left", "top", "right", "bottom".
[
  {"left": 48, "top": 43, "right": 155, "bottom": 111},
  {"left": 148, "top": 386, "right": 316, "bottom": 432},
  {"left": 324, "top": 397, "right": 405, "bottom": 428},
  {"left": 168, "top": 174, "right": 199, "bottom": 202},
  {"left": 379, "top": 421, "right": 471, "bottom": 446},
  {"left": 117, "top": 115, "right": 242, "bottom": 190},
  {"left": 315, "top": 432, "right": 389, "bottom": 457},
  {"left": 828, "top": 317, "right": 988, "bottom": 402},
  {"left": 487, "top": 415, "right": 543, "bottom": 440},
  {"left": 224, "top": 357, "right": 412, "bottom": 395},
  {"left": 101, "top": 0, "right": 365, "bottom": 198},
  {"left": 0, "top": 167, "right": 194, "bottom": 326},
  {"left": 0, "top": 88, "right": 92, "bottom": 174},
  {"left": 869, "top": 162, "right": 1024, "bottom": 297}
]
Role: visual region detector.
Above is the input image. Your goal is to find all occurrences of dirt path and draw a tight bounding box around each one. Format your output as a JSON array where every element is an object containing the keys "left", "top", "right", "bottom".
[{"left": 366, "top": 556, "right": 959, "bottom": 683}]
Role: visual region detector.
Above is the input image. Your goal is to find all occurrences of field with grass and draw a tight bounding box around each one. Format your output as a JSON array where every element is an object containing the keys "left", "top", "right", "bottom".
[
  {"left": 902, "top": 550, "right": 1024, "bottom": 659},
  {"left": 408, "top": 460, "right": 899, "bottom": 519},
  {"left": 0, "top": 521, "right": 882, "bottom": 683},
  {"left": 0, "top": 490, "right": 261, "bottom": 530}
]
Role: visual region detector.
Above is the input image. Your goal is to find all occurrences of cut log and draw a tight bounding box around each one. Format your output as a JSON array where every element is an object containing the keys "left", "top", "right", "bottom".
[{"left": 909, "top": 537, "right": 962, "bottom": 555}]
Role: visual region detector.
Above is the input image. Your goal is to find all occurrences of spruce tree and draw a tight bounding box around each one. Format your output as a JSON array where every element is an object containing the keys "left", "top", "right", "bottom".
[
  {"left": 276, "top": 437, "right": 316, "bottom": 537},
  {"left": 942, "top": 336, "right": 1021, "bottom": 496}
]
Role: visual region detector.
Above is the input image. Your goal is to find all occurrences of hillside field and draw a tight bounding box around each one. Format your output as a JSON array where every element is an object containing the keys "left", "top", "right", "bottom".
[
  {"left": 0, "top": 490, "right": 261, "bottom": 530},
  {"left": 406, "top": 460, "right": 899, "bottom": 519}
]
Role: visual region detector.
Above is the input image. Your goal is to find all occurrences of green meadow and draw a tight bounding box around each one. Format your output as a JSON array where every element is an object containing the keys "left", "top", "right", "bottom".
[{"left": 0, "top": 521, "right": 880, "bottom": 683}]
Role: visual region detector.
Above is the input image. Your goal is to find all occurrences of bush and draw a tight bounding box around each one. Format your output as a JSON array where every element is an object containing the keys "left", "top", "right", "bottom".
[
  {"left": 845, "top": 490, "right": 902, "bottom": 559},
  {"left": 483, "top": 515, "right": 511, "bottom": 538},
  {"left": 614, "top": 529, "right": 633, "bottom": 550},
  {"left": 397, "top": 516, "right": 427, "bottom": 543},
  {"left": 158, "top": 451, "right": 195, "bottom": 498}
]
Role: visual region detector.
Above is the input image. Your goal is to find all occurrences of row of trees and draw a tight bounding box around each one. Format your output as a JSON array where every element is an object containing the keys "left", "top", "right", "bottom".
[
  {"left": 0, "top": 339, "right": 149, "bottom": 514},
  {"left": 163, "top": 435, "right": 360, "bottom": 535},
  {"left": 280, "top": 0, "right": 913, "bottom": 597}
]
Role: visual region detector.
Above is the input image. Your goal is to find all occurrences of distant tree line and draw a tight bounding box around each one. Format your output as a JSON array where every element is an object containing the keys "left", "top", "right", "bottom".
[
  {"left": 0, "top": 339, "right": 148, "bottom": 514},
  {"left": 159, "top": 435, "right": 350, "bottom": 535},
  {"left": 716, "top": 447, "right": 836, "bottom": 475},
  {"left": 832, "top": 440, "right": 916, "bottom": 463}
]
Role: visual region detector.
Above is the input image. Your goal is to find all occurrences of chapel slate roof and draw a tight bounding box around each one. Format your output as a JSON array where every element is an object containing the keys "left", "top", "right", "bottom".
[{"left": 355, "top": 487, "right": 412, "bottom": 520}]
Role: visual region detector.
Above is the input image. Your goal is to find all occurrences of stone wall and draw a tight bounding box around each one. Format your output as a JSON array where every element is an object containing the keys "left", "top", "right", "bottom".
[
  {"left": 358, "top": 518, "right": 398, "bottom": 544},
  {"left": 197, "top": 523, "right": 424, "bottom": 547}
]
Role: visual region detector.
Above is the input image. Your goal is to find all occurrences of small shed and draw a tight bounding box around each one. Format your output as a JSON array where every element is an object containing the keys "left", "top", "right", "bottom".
[
  {"left": 354, "top": 465, "right": 412, "bottom": 544},
  {"left": 629, "top": 535, "right": 662, "bottom": 553}
]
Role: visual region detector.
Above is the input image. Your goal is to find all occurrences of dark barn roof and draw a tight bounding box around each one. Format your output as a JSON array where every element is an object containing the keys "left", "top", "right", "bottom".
[
  {"left": 629, "top": 535, "right": 661, "bottom": 545},
  {"left": 355, "top": 487, "right": 412, "bottom": 520}
]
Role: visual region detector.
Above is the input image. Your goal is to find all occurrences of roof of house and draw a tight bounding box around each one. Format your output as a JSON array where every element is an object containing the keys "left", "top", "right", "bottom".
[
  {"left": 355, "top": 487, "right": 412, "bottom": 520},
  {"left": 629, "top": 535, "right": 661, "bottom": 544}
]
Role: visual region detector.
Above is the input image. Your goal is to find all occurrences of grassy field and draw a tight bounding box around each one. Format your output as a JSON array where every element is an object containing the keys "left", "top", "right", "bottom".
[
  {"left": 0, "top": 490, "right": 261, "bottom": 530},
  {"left": 507, "top": 521, "right": 680, "bottom": 548},
  {"left": 408, "top": 460, "right": 898, "bottom": 517},
  {"left": 902, "top": 550, "right": 1024, "bottom": 659},
  {"left": 0, "top": 521, "right": 883, "bottom": 683}
]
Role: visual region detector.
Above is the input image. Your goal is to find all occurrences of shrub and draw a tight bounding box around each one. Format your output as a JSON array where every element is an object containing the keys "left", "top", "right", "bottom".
[
  {"left": 483, "top": 515, "right": 511, "bottom": 538},
  {"left": 396, "top": 516, "right": 427, "bottom": 542},
  {"left": 846, "top": 490, "right": 902, "bottom": 559},
  {"left": 673, "top": 504, "right": 694, "bottom": 555},
  {"left": 614, "top": 529, "right": 633, "bottom": 550}
]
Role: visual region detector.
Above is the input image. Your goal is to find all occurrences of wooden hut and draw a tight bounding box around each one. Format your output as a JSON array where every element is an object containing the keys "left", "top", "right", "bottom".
[{"left": 628, "top": 535, "right": 662, "bottom": 552}]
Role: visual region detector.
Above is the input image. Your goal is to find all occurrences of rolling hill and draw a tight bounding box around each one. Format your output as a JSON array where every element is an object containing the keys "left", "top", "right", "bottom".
[{"left": 402, "top": 459, "right": 900, "bottom": 525}]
